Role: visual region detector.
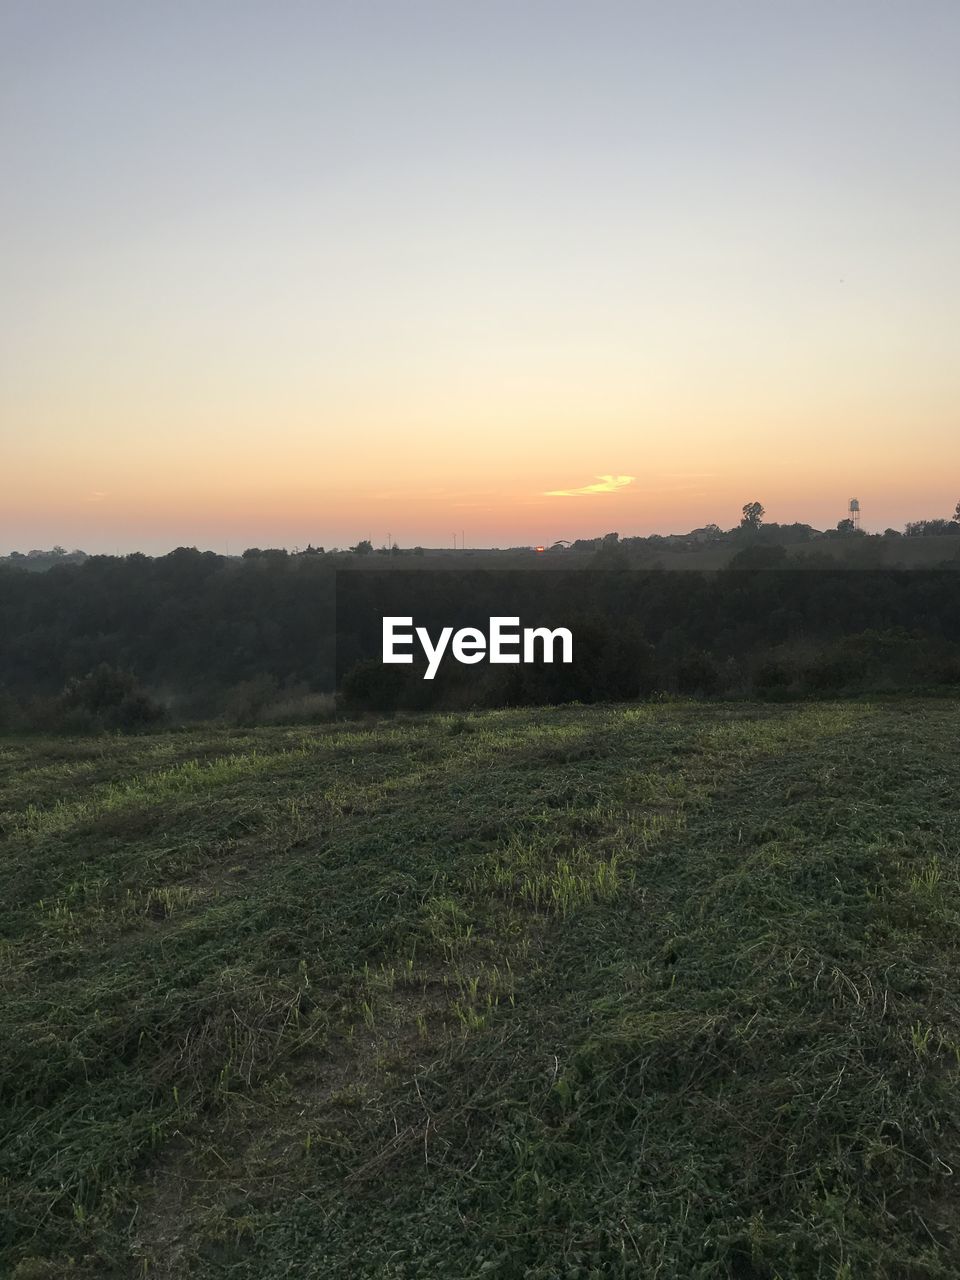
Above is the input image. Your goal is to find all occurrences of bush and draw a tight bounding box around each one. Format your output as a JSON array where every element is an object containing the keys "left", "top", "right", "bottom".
[
  {"left": 221, "top": 675, "right": 279, "bottom": 725},
  {"left": 339, "top": 659, "right": 408, "bottom": 714},
  {"left": 675, "top": 651, "right": 722, "bottom": 696},
  {"left": 754, "top": 657, "right": 794, "bottom": 693},
  {"left": 57, "top": 664, "right": 165, "bottom": 732}
]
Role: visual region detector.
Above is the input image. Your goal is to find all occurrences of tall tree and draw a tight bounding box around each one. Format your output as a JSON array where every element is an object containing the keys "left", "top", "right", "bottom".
[{"left": 740, "top": 502, "right": 765, "bottom": 531}]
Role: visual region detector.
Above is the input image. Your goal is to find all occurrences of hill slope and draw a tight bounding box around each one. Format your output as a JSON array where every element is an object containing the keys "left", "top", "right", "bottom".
[{"left": 2, "top": 700, "right": 960, "bottom": 1278}]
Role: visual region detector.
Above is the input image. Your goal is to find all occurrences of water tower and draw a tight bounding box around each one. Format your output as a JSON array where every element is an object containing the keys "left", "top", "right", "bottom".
[{"left": 848, "top": 498, "right": 860, "bottom": 530}]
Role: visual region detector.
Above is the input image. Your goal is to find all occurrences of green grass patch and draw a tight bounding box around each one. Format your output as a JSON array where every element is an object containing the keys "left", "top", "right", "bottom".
[{"left": 2, "top": 699, "right": 960, "bottom": 1278}]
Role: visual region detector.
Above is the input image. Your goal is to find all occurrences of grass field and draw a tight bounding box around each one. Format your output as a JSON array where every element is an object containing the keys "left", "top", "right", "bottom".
[{"left": 3, "top": 699, "right": 960, "bottom": 1279}]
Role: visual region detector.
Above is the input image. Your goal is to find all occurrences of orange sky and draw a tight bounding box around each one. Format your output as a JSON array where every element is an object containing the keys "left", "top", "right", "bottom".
[{"left": 2, "top": 2, "right": 958, "bottom": 553}]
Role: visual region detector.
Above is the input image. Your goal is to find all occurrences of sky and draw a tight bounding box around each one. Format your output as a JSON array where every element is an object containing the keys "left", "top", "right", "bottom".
[{"left": 2, "top": 0, "right": 959, "bottom": 553}]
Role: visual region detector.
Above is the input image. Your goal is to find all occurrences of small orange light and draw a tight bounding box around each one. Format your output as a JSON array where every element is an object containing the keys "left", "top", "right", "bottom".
[{"left": 535, "top": 545, "right": 545, "bottom": 553}]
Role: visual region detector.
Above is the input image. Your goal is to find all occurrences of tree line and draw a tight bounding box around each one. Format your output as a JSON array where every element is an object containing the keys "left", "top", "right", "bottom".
[{"left": 1, "top": 543, "right": 959, "bottom": 730}]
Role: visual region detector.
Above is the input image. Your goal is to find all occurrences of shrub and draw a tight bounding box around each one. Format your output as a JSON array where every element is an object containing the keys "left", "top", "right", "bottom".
[
  {"left": 339, "top": 658, "right": 408, "bottom": 714},
  {"left": 675, "top": 650, "right": 722, "bottom": 696},
  {"left": 57, "top": 664, "right": 165, "bottom": 732},
  {"left": 754, "top": 657, "right": 794, "bottom": 693}
]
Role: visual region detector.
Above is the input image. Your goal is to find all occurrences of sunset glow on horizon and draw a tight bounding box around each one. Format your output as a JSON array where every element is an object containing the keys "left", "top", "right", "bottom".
[{"left": 2, "top": 1, "right": 959, "bottom": 554}]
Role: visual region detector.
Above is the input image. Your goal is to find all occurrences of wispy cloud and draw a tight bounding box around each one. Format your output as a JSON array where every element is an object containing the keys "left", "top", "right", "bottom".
[
  {"left": 85, "top": 491, "right": 109, "bottom": 502},
  {"left": 545, "top": 474, "right": 635, "bottom": 498}
]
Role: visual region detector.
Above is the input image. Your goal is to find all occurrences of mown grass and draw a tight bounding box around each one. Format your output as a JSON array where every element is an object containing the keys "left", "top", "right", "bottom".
[{"left": 2, "top": 699, "right": 960, "bottom": 1278}]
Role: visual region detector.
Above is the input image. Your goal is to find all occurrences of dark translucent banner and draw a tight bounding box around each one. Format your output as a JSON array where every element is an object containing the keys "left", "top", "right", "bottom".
[{"left": 335, "top": 568, "right": 960, "bottom": 711}]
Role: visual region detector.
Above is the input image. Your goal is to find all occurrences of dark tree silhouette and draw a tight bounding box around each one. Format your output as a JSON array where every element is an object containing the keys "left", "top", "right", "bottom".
[{"left": 740, "top": 502, "right": 765, "bottom": 531}]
